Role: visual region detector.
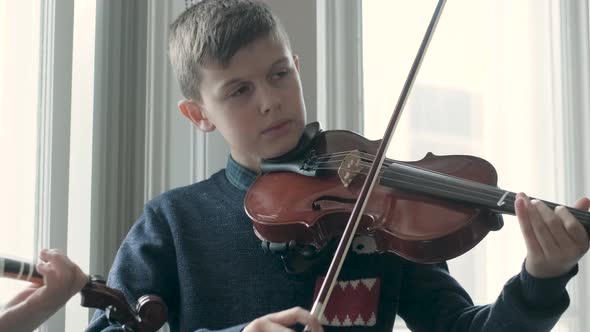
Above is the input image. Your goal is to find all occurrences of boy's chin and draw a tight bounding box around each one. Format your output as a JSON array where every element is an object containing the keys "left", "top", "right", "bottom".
[
  {"left": 260, "top": 124, "right": 305, "bottom": 160},
  {"left": 262, "top": 147, "right": 291, "bottom": 160},
  {"left": 262, "top": 142, "right": 298, "bottom": 160}
]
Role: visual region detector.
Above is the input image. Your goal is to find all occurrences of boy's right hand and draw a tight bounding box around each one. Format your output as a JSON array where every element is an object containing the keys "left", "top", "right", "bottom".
[{"left": 243, "top": 307, "right": 324, "bottom": 332}]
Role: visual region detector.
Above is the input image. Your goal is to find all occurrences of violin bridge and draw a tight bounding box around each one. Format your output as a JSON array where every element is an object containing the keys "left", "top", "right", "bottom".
[{"left": 338, "top": 150, "right": 363, "bottom": 187}]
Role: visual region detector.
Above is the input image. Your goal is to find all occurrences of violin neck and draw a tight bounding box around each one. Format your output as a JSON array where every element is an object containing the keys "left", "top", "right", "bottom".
[
  {"left": 381, "top": 159, "right": 590, "bottom": 234},
  {"left": 0, "top": 257, "right": 44, "bottom": 285}
]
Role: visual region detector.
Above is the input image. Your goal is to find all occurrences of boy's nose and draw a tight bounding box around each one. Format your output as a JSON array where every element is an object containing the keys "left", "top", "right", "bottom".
[{"left": 259, "top": 87, "right": 281, "bottom": 114}]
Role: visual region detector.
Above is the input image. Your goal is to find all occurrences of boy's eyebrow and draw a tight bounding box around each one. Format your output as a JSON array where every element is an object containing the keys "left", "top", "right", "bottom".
[
  {"left": 220, "top": 56, "right": 291, "bottom": 90},
  {"left": 270, "top": 56, "right": 290, "bottom": 67}
]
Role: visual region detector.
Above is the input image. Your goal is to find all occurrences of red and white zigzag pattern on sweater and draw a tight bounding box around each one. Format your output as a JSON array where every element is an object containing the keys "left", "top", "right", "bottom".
[{"left": 313, "top": 277, "right": 381, "bottom": 327}]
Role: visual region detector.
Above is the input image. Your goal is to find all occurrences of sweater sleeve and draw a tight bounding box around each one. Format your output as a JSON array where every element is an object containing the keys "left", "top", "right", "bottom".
[
  {"left": 397, "top": 260, "right": 576, "bottom": 332},
  {"left": 84, "top": 204, "right": 254, "bottom": 332},
  {"left": 85, "top": 204, "right": 179, "bottom": 332}
]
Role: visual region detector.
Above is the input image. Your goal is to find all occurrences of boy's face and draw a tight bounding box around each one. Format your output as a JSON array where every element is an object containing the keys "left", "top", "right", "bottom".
[{"left": 179, "top": 36, "right": 306, "bottom": 171}]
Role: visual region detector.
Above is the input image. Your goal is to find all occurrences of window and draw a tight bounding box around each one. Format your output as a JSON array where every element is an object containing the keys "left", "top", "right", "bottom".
[
  {"left": 0, "top": 0, "right": 41, "bottom": 306},
  {"left": 363, "top": 0, "right": 580, "bottom": 330}
]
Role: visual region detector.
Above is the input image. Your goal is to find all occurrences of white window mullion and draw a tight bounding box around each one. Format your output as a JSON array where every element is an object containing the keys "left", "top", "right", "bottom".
[
  {"left": 553, "top": 0, "right": 590, "bottom": 330},
  {"left": 36, "top": 0, "right": 75, "bottom": 331},
  {"left": 66, "top": 0, "right": 98, "bottom": 329},
  {"left": 68, "top": 1, "right": 152, "bottom": 329},
  {"left": 554, "top": 0, "right": 590, "bottom": 205},
  {"left": 92, "top": 0, "right": 150, "bottom": 283},
  {"left": 145, "top": 0, "right": 173, "bottom": 199},
  {"left": 316, "top": 0, "right": 363, "bottom": 132},
  {"left": 36, "top": 0, "right": 74, "bottom": 255}
]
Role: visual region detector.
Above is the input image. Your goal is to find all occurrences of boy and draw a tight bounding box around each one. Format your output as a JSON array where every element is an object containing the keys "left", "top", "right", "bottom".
[
  {"left": 87, "top": 0, "right": 590, "bottom": 331},
  {"left": 0, "top": 249, "right": 88, "bottom": 332}
]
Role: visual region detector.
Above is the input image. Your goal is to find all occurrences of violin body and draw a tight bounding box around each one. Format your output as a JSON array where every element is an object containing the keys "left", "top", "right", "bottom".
[{"left": 245, "top": 129, "right": 504, "bottom": 263}]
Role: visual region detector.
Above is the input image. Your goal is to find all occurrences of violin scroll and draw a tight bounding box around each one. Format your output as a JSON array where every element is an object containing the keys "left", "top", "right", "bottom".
[
  {"left": 80, "top": 275, "right": 168, "bottom": 332},
  {"left": 136, "top": 295, "right": 169, "bottom": 331}
]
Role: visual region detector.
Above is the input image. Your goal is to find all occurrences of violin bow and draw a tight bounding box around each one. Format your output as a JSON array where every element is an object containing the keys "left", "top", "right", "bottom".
[
  {"left": 308, "top": 0, "right": 448, "bottom": 325},
  {"left": 0, "top": 256, "right": 168, "bottom": 332}
]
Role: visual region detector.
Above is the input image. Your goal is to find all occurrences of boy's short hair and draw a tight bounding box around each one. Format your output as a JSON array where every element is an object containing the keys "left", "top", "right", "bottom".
[{"left": 169, "top": 0, "right": 292, "bottom": 100}]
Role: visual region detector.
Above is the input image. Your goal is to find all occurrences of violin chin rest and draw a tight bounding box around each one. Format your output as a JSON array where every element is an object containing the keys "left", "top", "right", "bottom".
[{"left": 263, "top": 121, "right": 322, "bottom": 163}]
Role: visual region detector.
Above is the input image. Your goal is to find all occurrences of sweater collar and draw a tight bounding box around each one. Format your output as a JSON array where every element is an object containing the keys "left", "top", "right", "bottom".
[{"left": 225, "top": 155, "right": 258, "bottom": 191}]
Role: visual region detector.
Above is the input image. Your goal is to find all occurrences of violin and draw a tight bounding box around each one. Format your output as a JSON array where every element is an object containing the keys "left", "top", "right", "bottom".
[
  {"left": 245, "top": 123, "right": 590, "bottom": 264},
  {"left": 0, "top": 256, "right": 168, "bottom": 332}
]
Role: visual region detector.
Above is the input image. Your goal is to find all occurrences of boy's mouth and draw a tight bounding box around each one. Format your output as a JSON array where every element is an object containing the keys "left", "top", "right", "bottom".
[{"left": 261, "top": 120, "right": 291, "bottom": 136}]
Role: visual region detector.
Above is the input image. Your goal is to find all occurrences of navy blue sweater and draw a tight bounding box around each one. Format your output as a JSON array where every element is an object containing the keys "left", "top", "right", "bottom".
[{"left": 86, "top": 157, "right": 576, "bottom": 332}]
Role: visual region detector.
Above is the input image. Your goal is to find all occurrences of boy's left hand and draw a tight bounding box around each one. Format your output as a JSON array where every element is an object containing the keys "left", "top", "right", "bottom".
[{"left": 515, "top": 192, "right": 590, "bottom": 278}]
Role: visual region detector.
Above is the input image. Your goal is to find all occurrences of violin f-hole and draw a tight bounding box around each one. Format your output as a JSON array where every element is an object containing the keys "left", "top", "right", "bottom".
[{"left": 311, "top": 196, "right": 357, "bottom": 210}]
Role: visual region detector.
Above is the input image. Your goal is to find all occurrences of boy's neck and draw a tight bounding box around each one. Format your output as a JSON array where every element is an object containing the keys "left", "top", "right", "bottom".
[{"left": 230, "top": 153, "right": 261, "bottom": 174}]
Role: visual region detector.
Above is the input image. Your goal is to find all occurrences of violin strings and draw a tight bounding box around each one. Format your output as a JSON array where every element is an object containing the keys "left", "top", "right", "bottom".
[
  {"left": 313, "top": 150, "right": 507, "bottom": 201},
  {"left": 313, "top": 150, "right": 392, "bottom": 161},
  {"left": 313, "top": 151, "right": 358, "bottom": 161},
  {"left": 314, "top": 159, "right": 507, "bottom": 203},
  {"left": 314, "top": 162, "right": 511, "bottom": 207},
  {"left": 316, "top": 162, "right": 590, "bottom": 221},
  {"left": 305, "top": 151, "right": 590, "bottom": 221},
  {"left": 312, "top": 150, "right": 385, "bottom": 162},
  {"left": 311, "top": 161, "right": 590, "bottom": 222}
]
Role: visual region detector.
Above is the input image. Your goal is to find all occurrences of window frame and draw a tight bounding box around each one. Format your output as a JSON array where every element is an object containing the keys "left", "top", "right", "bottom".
[
  {"left": 316, "top": 0, "right": 364, "bottom": 132},
  {"left": 553, "top": 1, "right": 590, "bottom": 329},
  {"left": 36, "top": 0, "right": 75, "bottom": 330}
]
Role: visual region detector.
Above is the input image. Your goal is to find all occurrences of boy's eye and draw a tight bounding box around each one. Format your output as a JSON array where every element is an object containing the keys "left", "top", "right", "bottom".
[
  {"left": 272, "top": 69, "right": 289, "bottom": 80},
  {"left": 230, "top": 85, "right": 251, "bottom": 97}
]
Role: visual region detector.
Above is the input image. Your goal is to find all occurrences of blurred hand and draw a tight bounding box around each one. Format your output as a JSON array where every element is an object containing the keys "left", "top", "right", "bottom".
[
  {"left": 0, "top": 249, "right": 88, "bottom": 332},
  {"left": 29, "top": 248, "right": 89, "bottom": 310},
  {"left": 243, "top": 306, "right": 324, "bottom": 332}
]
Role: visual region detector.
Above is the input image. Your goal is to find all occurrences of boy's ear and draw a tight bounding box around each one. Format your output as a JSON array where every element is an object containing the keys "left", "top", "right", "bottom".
[
  {"left": 178, "top": 100, "right": 216, "bottom": 132},
  {"left": 293, "top": 54, "right": 300, "bottom": 71}
]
